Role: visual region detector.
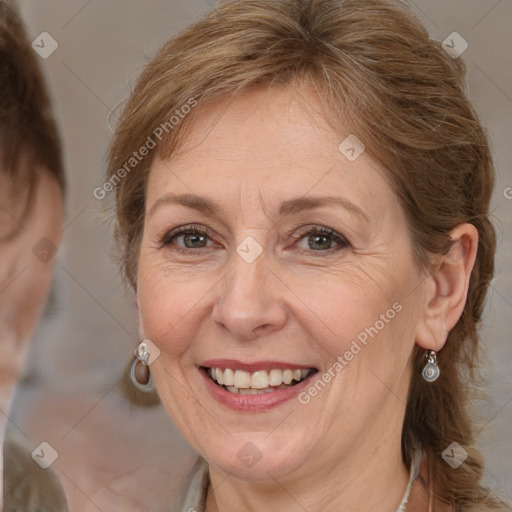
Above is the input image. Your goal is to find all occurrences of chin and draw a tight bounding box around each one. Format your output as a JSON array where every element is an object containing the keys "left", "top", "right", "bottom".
[{"left": 200, "top": 431, "right": 312, "bottom": 481}]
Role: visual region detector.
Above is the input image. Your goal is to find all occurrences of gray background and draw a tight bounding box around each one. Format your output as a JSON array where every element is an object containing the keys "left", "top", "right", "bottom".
[{"left": 8, "top": 0, "right": 512, "bottom": 509}]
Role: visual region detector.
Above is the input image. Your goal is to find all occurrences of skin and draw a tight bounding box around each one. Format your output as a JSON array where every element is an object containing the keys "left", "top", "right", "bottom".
[
  {"left": 0, "top": 168, "right": 62, "bottom": 505},
  {"left": 137, "top": 84, "right": 477, "bottom": 512}
]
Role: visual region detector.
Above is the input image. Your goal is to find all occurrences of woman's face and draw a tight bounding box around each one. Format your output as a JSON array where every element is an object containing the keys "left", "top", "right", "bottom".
[
  {"left": 0, "top": 169, "right": 62, "bottom": 386},
  {"left": 137, "top": 85, "right": 430, "bottom": 481}
]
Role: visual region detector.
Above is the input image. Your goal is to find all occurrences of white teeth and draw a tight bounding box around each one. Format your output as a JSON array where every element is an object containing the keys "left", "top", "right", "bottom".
[
  {"left": 208, "top": 366, "right": 313, "bottom": 392},
  {"left": 283, "top": 369, "right": 293, "bottom": 385},
  {"left": 236, "top": 384, "right": 294, "bottom": 395},
  {"left": 238, "top": 388, "right": 260, "bottom": 395},
  {"left": 251, "top": 370, "right": 269, "bottom": 389},
  {"left": 268, "top": 369, "right": 283, "bottom": 386},
  {"left": 234, "top": 370, "right": 251, "bottom": 389},
  {"left": 223, "top": 368, "right": 235, "bottom": 386}
]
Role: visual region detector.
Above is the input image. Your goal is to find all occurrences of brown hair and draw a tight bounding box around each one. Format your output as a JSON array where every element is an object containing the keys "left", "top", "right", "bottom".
[
  {"left": 106, "top": 0, "right": 509, "bottom": 508},
  {"left": 0, "top": 0, "right": 64, "bottom": 228}
]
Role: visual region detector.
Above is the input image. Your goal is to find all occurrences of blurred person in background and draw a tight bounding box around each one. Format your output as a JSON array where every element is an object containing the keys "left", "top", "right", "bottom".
[{"left": 0, "top": 0, "right": 66, "bottom": 509}]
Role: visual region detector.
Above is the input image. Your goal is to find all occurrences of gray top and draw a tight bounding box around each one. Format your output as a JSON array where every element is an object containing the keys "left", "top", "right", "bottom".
[{"left": 172, "top": 457, "right": 210, "bottom": 512}]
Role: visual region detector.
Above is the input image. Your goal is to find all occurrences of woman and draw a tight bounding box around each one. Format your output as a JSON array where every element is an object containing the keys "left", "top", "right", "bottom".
[
  {"left": 106, "top": 0, "right": 510, "bottom": 510},
  {"left": 0, "top": 0, "right": 67, "bottom": 509}
]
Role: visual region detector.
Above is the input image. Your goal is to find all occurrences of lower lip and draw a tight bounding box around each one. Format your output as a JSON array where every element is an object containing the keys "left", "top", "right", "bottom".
[{"left": 199, "top": 367, "right": 316, "bottom": 412}]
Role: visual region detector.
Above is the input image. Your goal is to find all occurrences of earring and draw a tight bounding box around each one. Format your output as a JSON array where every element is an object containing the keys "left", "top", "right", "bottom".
[
  {"left": 130, "top": 341, "right": 155, "bottom": 393},
  {"left": 422, "top": 350, "right": 440, "bottom": 382}
]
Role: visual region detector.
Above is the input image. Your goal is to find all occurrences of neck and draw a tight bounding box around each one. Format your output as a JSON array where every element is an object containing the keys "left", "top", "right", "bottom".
[{"left": 206, "top": 434, "right": 411, "bottom": 512}]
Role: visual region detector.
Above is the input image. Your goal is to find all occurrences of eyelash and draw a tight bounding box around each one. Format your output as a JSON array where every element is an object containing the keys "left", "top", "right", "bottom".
[{"left": 159, "top": 223, "right": 350, "bottom": 256}]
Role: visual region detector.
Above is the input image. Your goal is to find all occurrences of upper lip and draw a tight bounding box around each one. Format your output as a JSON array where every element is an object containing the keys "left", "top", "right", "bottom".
[{"left": 200, "top": 359, "right": 317, "bottom": 372}]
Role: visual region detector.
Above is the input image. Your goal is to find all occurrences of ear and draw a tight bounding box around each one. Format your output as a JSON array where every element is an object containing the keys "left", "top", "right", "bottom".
[{"left": 415, "top": 223, "right": 479, "bottom": 352}]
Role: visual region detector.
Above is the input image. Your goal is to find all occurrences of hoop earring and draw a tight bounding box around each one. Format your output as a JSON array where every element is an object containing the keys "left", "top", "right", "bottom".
[
  {"left": 422, "top": 350, "right": 440, "bottom": 382},
  {"left": 130, "top": 342, "right": 155, "bottom": 393}
]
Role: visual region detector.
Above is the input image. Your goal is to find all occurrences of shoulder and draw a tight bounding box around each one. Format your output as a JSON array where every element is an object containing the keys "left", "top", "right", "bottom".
[
  {"left": 172, "top": 457, "right": 209, "bottom": 512},
  {"left": 3, "top": 432, "right": 69, "bottom": 512}
]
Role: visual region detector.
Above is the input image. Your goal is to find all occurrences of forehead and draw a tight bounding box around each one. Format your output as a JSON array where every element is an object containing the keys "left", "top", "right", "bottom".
[
  {"left": 166, "top": 85, "right": 343, "bottom": 176},
  {"left": 146, "top": 85, "right": 395, "bottom": 220}
]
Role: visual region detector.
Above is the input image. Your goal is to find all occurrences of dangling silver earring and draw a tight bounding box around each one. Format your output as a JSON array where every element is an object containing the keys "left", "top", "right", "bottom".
[
  {"left": 130, "top": 341, "right": 155, "bottom": 393},
  {"left": 422, "top": 350, "right": 440, "bottom": 382}
]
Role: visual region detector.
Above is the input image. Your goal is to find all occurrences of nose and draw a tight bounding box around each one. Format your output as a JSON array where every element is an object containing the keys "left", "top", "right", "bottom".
[{"left": 212, "top": 250, "right": 287, "bottom": 341}]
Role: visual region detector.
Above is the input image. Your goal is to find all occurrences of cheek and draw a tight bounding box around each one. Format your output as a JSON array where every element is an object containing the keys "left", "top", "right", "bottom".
[
  {"left": 292, "top": 264, "right": 422, "bottom": 384},
  {"left": 0, "top": 173, "right": 62, "bottom": 340},
  {"left": 289, "top": 267, "right": 400, "bottom": 347},
  {"left": 0, "top": 245, "right": 55, "bottom": 343},
  {"left": 137, "top": 263, "right": 209, "bottom": 356}
]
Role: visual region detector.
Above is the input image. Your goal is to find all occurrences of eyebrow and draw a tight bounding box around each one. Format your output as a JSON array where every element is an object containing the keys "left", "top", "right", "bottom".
[{"left": 148, "top": 193, "right": 369, "bottom": 224}]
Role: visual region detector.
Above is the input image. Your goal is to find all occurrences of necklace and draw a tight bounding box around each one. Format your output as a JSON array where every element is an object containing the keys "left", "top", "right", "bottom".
[{"left": 395, "top": 444, "right": 423, "bottom": 512}]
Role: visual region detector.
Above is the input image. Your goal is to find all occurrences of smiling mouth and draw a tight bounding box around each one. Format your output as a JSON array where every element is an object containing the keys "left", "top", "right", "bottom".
[{"left": 203, "top": 366, "right": 317, "bottom": 395}]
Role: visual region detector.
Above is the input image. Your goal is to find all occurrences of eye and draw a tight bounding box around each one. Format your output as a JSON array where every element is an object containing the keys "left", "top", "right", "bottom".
[
  {"left": 160, "top": 224, "right": 216, "bottom": 252},
  {"left": 159, "top": 223, "right": 350, "bottom": 256},
  {"left": 292, "top": 225, "right": 350, "bottom": 254}
]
